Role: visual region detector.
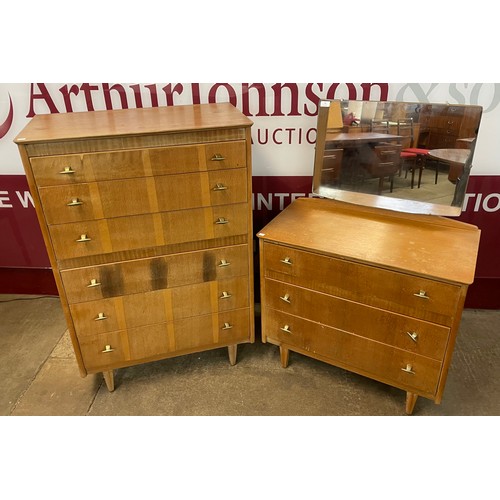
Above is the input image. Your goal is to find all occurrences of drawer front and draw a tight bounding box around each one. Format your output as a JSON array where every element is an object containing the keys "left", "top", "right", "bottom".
[
  {"left": 79, "top": 308, "right": 250, "bottom": 372},
  {"left": 266, "top": 310, "right": 441, "bottom": 396},
  {"left": 262, "top": 242, "right": 461, "bottom": 326},
  {"left": 48, "top": 203, "right": 248, "bottom": 261},
  {"left": 30, "top": 140, "right": 247, "bottom": 187},
  {"left": 150, "top": 140, "right": 247, "bottom": 174},
  {"left": 264, "top": 279, "right": 450, "bottom": 360},
  {"left": 70, "top": 276, "right": 250, "bottom": 336},
  {"left": 39, "top": 168, "right": 247, "bottom": 224},
  {"left": 155, "top": 168, "right": 248, "bottom": 212},
  {"left": 61, "top": 244, "right": 249, "bottom": 304}
]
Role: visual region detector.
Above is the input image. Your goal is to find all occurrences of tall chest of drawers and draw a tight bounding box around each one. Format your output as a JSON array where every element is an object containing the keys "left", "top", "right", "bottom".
[
  {"left": 15, "top": 103, "right": 254, "bottom": 391},
  {"left": 257, "top": 197, "right": 480, "bottom": 414}
]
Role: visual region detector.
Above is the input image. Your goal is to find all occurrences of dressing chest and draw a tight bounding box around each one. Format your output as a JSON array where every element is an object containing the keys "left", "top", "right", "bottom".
[
  {"left": 257, "top": 197, "right": 480, "bottom": 414},
  {"left": 15, "top": 102, "right": 254, "bottom": 390}
]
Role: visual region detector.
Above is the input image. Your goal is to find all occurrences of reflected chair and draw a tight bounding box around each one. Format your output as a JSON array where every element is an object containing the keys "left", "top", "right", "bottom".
[
  {"left": 363, "top": 143, "right": 402, "bottom": 194},
  {"left": 397, "top": 119, "right": 422, "bottom": 188},
  {"left": 370, "top": 119, "right": 390, "bottom": 133},
  {"left": 398, "top": 118, "right": 431, "bottom": 185}
]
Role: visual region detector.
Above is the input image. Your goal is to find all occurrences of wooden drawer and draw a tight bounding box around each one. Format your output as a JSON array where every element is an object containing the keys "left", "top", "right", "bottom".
[
  {"left": 263, "top": 278, "right": 450, "bottom": 360},
  {"left": 48, "top": 203, "right": 248, "bottom": 261},
  {"left": 60, "top": 244, "right": 249, "bottom": 304},
  {"left": 70, "top": 276, "right": 250, "bottom": 336},
  {"left": 79, "top": 307, "right": 251, "bottom": 372},
  {"left": 38, "top": 168, "right": 247, "bottom": 225},
  {"left": 262, "top": 242, "right": 461, "bottom": 326},
  {"left": 30, "top": 140, "right": 247, "bottom": 187},
  {"left": 265, "top": 310, "right": 442, "bottom": 396}
]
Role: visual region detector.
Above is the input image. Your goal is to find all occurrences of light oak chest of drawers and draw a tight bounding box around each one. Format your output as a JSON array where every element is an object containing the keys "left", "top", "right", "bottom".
[
  {"left": 15, "top": 103, "right": 254, "bottom": 390},
  {"left": 257, "top": 197, "right": 480, "bottom": 414}
]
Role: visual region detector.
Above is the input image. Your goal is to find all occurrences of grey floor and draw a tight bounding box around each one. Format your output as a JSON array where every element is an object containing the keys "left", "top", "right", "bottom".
[{"left": 1, "top": 293, "right": 499, "bottom": 416}]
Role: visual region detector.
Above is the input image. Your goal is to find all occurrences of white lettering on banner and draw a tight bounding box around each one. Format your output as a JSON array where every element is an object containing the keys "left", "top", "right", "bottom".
[
  {"left": 252, "top": 192, "right": 314, "bottom": 211},
  {"left": 252, "top": 128, "right": 317, "bottom": 145},
  {"left": 0, "top": 190, "right": 34, "bottom": 209},
  {"left": 0, "top": 190, "right": 12, "bottom": 208},
  {"left": 15, "top": 190, "right": 34, "bottom": 208},
  {"left": 463, "top": 193, "right": 500, "bottom": 212}
]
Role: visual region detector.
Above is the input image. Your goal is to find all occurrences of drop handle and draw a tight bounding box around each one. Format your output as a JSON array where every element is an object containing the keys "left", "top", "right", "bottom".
[
  {"left": 218, "top": 259, "right": 231, "bottom": 267},
  {"left": 220, "top": 291, "right": 232, "bottom": 299},
  {"left": 87, "top": 279, "right": 101, "bottom": 288},
  {"left": 280, "top": 293, "right": 291, "bottom": 304},
  {"left": 211, "top": 154, "right": 226, "bottom": 161},
  {"left": 67, "top": 198, "right": 83, "bottom": 206},
  {"left": 413, "top": 290, "right": 429, "bottom": 300},
  {"left": 280, "top": 257, "right": 292, "bottom": 265},
  {"left": 401, "top": 364, "right": 415, "bottom": 375},
  {"left": 94, "top": 312, "right": 107, "bottom": 321},
  {"left": 59, "top": 166, "right": 75, "bottom": 174},
  {"left": 215, "top": 217, "right": 229, "bottom": 225},
  {"left": 406, "top": 331, "right": 418, "bottom": 342},
  {"left": 280, "top": 325, "right": 292, "bottom": 333},
  {"left": 222, "top": 322, "right": 233, "bottom": 330},
  {"left": 102, "top": 345, "right": 114, "bottom": 353},
  {"left": 212, "top": 183, "right": 228, "bottom": 191},
  {"left": 76, "top": 234, "right": 91, "bottom": 242}
]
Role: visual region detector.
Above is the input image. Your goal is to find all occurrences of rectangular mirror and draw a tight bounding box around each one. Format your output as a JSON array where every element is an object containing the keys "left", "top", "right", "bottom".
[{"left": 313, "top": 99, "right": 483, "bottom": 216}]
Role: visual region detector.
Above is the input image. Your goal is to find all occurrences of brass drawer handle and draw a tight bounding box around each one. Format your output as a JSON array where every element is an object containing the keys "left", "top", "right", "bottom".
[
  {"left": 212, "top": 183, "right": 228, "bottom": 191},
  {"left": 215, "top": 217, "right": 229, "bottom": 225},
  {"left": 280, "top": 293, "right": 291, "bottom": 303},
  {"left": 413, "top": 290, "right": 429, "bottom": 300},
  {"left": 220, "top": 291, "right": 232, "bottom": 299},
  {"left": 280, "top": 325, "right": 292, "bottom": 333},
  {"left": 94, "top": 312, "right": 107, "bottom": 321},
  {"left": 218, "top": 259, "right": 231, "bottom": 267},
  {"left": 211, "top": 154, "right": 226, "bottom": 161},
  {"left": 76, "top": 234, "right": 91, "bottom": 242},
  {"left": 67, "top": 198, "right": 83, "bottom": 206},
  {"left": 222, "top": 322, "right": 233, "bottom": 330},
  {"left": 102, "top": 345, "right": 114, "bottom": 353},
  {"left": 87, "top": 279, "right": 101, "bottom": 288},
  {"left": 59, "top": 166, "right": 75, "bottom": 175},
  {"left": 406, "top": 331, "right": 418, "bottom": 342},
  {"left": 280, "top": 257, "right": 292, "bottom": 265},
  {"left": 401, "top": 364, "right": 415, "bottom": 375}
]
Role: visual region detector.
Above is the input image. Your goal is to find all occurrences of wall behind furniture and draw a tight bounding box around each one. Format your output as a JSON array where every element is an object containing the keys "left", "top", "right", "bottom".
[{"left": 1, "top": 83, "right": 499, "bottom": 306}]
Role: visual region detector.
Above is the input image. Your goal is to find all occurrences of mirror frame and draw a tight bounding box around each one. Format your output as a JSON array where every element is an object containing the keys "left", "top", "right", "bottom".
[{"left": 313, "top": 99, "right": 483, "bottom": 216}]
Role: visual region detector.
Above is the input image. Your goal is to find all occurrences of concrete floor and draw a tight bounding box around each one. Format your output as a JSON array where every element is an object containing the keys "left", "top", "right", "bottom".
[{"left": 1, "top": 293, "right": 499, "bottom": 416}]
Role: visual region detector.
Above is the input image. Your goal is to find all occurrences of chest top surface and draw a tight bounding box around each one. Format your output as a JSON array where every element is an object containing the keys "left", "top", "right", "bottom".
[
  {"left": 14, "top": 102, "right": 253, "bottom": 144},
  {"left": 257, "top": 197, "right": 480, "bottom": 285}
]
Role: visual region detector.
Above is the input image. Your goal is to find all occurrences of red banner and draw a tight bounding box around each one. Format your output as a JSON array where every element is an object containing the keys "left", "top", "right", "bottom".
[{"left": 1, "top": 174, "right": 499, "bottom": 306}]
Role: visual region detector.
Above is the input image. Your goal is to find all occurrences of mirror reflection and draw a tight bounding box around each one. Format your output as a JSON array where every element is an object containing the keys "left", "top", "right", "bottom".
[{"left": 312, "top": 99, "right": 483, "bottom": 215}]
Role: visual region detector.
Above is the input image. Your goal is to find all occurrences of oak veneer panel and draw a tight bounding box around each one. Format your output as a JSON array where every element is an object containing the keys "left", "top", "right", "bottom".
[
  {"left": 48, "top": 203, "right": 249, "bottom": 261},
  {"left": 266, "top": 311, "right": 442, "bottom": 397},
  {"left": 263, "top": 278, "right": 450, "bottom": 361},
  {"left": 79, "top": 308, "right": 251, "bottom": 373},
  {"left": 16, "top": 103, "right": 252, "bottom": 143},
  {"left": 30, "top": 140, "right": 247, "bottom": 187},
  {"left": 262, "top": 241, "right": 461, "bottom": 326},
  {"left": 70, "top": 276, "right": 250, "bottom": 336}
]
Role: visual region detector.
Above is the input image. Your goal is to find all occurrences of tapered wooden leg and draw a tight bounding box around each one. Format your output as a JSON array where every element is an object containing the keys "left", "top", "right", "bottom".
[
  {"left": 228, "top": 345, "right": 237, "bottom": 366},
  {"left": 405, "top": 392, "right": 418, "bottom": 415},
  {"left": 280, "top": 346, "right": 289, "bottom": 368},
  {"left": 103, "top": 370, "right": 115, "bottom": 392}
]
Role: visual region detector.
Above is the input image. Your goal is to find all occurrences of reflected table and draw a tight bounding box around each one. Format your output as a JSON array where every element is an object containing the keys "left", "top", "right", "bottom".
[
  {"left": 325, "top": 132, "right": 403, "bottom": 146},
  {"left": 428, "top": 148, "right": 470, "bottom": 183}
]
